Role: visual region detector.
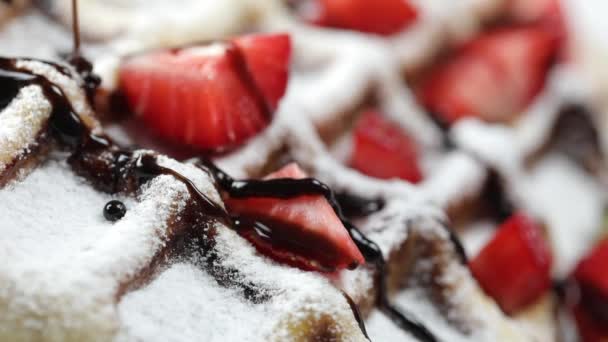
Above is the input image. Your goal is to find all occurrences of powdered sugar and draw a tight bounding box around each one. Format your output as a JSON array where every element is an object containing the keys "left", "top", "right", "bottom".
[
  {"left": 117, "top": 262, "right": 279, "bottom": 342},
  {"left": 421, "top": 151, "right": 488, "bottom": 209},
  {"left": 0, "top": 157, "right": 126, "bottom": 265},
  {"left": 118, "top": 222, "right": 368, "bottom": 341},
  {"left": 0, "top": 85, "right": 50, "bottom": 171},
  {"left": 0, "top": 152, "right": 226, "bottom": 341}
]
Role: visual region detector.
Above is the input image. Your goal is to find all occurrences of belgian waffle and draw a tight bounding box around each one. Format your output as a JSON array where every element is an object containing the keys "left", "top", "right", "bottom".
[{"left": 2, "top": 0, "right": 607, "bottom": 341}]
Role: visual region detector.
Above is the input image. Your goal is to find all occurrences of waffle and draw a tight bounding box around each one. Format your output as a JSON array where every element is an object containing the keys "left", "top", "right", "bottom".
[
  {"left": 3, "top": 0, "right": 607, "bottom": 341},
  {"left": 0, "top": 57, "right": 379, "bottom": 341}
]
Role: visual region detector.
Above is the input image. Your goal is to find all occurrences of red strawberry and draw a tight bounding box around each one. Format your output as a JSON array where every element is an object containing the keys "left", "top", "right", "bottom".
[
  {"left": 119, "top": 33, "right": 291, "bottom": 151},
  {"left": 350, "top": 110, "right": 422, "bottom": 183},
  {"left": 573, "top": 304, "right": 608, "bottom": 342},
  {"left": 233, "top": 34, "right": 291, "bottom": 110},
  {"left": 226, "top": 163, "right": 365, "bottom": 272},
  {"left": 572, "top": 239, "right": 608, "bottom": 326},
  {"left": 305, "top": 0, "right": 418, "bottom": 36},
  {"left": 470, "top": 213, "right": 552, "bottom": 314},
  {"left": 418, "top": 27, "right": 558, "bottom": 125}
]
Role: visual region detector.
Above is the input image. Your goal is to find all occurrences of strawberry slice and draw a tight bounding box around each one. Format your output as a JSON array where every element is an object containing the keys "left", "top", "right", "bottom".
[
  {"left": 226, "top": 163, "right": 365, "bottom": 272},
  {"left": 470, "top": 213, "right": 552, "bottom": 314},
  {"left": 573, "top": 304, "right": 608, "bottom": 342},
  {"left": 119, "top": 33, "right": 291, "bottom": 151},
  {"left": 305, "top": 0, "right": 418, "bottom": 36},
  {"left": 350, "top": 110, "right": 422, "bottom": 183},
  {"left": 233, "top": 34, "right": 291, "bottom": 110},
  {"left": 572, "top": 239, "right": 608, "bottom": 326},
  {"left": 418, "top": 27, "right": 558, "bottom": 125}
]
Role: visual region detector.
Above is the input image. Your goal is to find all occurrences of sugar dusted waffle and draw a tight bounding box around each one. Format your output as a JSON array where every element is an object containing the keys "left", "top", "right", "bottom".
[
  {"left": 0, "top": 56, "right": 379, "bottom": 341},
  {"left": 3, "top": 0, "right": 608, "bottom": 341}
]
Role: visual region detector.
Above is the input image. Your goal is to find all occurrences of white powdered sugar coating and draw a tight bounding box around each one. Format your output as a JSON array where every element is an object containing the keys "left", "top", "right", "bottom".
[
  {"left": 562, "top": 0, "right": 608, "bottom": 112},
  {"left": 421, "top": 151, "right": 488, "bottom": 209},
  {"left": 0, "top": 157, "right": 129, "bottom": 267},
  {"left": 0, "top": 152, "right": 227, "bottom": 341},
  {"left": 366, "top": 308, "right": 417, "bottom": 342},
  {"left": 118, "top": 223, "right": 368, "bottom": 341},
  {"left": 117, "top": 262, "right": 279, "bottom": 342},
  {"left": 0, "top": 85, "right": 51, "bottom": 171}
]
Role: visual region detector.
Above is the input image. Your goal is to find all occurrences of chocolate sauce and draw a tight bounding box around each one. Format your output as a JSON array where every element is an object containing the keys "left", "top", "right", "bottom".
[
  {"left": 103, "top": 199, "right": 126, "bottom": 221},
  {"left": 70, "top": 0, "right": 80, "bottom": 54},
  {"left": 446, "top": 227, "right": 467, "bottom": 264},
  {"left": 342, "top": 291, "right": 369, "bottom": 340},
  {"left": 483, "top": 170, "right": 514, "bottom": 223},
  {"left": 54, "top": 0, "right": 101, "bottom": 106},
  {"left": 550, "top": 104, "right": 602, "bottom": 173},
  {"left": 66, "top": 54, "right": 101, "bottom": 105},
  {"left": 334, "top": 192, "right": 385, "bottom": 218}
]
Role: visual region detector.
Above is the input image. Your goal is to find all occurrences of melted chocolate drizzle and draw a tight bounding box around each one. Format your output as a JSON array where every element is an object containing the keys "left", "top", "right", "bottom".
[
  {"left": 335, "top": 192, "right": 385, "bottom": 218},
  {"left": 342, "top": 291, "right": 369, "bottom": 339},
  {"left": 103, "top": 199, "right": 126, "bottom": 221}
]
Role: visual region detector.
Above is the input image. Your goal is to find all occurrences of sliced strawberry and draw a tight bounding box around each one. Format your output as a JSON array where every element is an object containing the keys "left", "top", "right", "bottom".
[
  {"left": 572, "top": 239, "right": 608, "bottom": 326},
  {"left": 119, "top": 33, "right": 291, "bottom": 151},
  {"left": 226, "top": 163, "right": 365, "bottom": 272},
  {"left": 418, "top": 27, "right": 558, "bottom": 125},
  {"left": 470, "top": 213, "right": 552, "bottom": 314},
  {"left": 305, "top": 0, "right": 418, "bottom": 36},
  {"left": 573, "top": 304, "right": 608, "bottom": 342},
  {"left": 233, "top": 34, "right": 291, "bottom": 110},
  {"left": 350, "top": 110, "right": 422, "bottom": 183}
]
